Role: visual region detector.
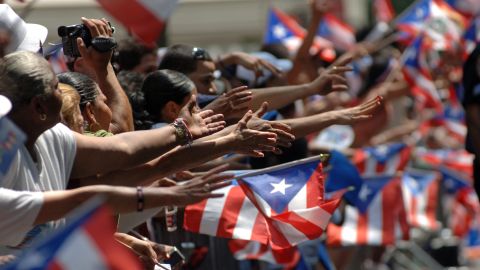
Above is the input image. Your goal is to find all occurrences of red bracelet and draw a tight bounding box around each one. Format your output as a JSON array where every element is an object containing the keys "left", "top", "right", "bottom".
[{"left": 136, "top": 186, "right": 144, "bottom": 212}]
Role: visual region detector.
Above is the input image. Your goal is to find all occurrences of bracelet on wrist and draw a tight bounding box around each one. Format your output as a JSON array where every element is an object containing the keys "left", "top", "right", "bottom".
[
  {"left": 170, "top": 118, "right": 193, "bottom": 146},
  {"left": 136, "top": 186, "right": 144, "bottom": 212}
]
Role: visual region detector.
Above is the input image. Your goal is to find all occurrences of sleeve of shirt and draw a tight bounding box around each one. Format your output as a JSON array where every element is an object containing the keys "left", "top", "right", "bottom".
[
  {"left": 0, "top": 188, "right": 44, "bottom": 246},
  {"left": 51, "top": 124, "right": 77, "bottom": 184}
]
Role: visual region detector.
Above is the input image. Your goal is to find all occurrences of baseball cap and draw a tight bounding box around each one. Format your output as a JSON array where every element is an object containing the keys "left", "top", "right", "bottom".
[
  {"left": 0, "top": 4, "right": 48, "bottom": 54},
  {"left": 0, "top": 94, "right": 12, "bottom": 118}
]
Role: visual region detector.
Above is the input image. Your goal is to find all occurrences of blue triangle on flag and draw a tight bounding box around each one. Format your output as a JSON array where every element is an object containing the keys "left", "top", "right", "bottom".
[
  {"left": 325, "top": 150, "right": 362, "bottom": 205},
  {"left": 396, "top": 0, "right": 431, "bottom": 26},
  {"left": 364, "top": 143, "right": 406, "bottom": 164},
  {"left": 402, "top": 170, "right": 437, "bottom": 196},
  {"left": 264, "top": 8, "right": 296, "bottom": 45},
  {"left": 354, "top": 175, "right": 393, "bottom": 214},
  {"left": 441, "top": 167, "right": 471, "bottom": 194}
]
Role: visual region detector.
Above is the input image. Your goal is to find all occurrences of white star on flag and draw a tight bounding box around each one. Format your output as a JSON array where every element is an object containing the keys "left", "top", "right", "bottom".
[
  {"left": 273, "top": 24, "right": 287, "bottom": 38},
  {"left": 270, "top": 179, "right": 293, "bottom": 195},
  {"left": 358, "top": 185, "right": 372, "bottom": 202}
]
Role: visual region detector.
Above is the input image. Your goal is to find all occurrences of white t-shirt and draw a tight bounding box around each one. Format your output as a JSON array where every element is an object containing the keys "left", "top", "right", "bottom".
[
  {"left": 0, "top": 189, "right": 43, "bottom": 246},
  {"left": 0, "top": 123, "right": 76, "bottom": 253}
]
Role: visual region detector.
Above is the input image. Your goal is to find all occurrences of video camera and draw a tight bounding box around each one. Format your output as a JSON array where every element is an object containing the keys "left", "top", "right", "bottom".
[{"left": 58, "top": 23, "right": 116, "bottom": 58}]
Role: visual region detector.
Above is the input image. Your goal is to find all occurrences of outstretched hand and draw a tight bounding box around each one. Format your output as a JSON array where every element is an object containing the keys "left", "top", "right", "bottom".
[
  {"left": 248, "top": 102, "right": 295, "bottom": 153},
  {"left": 162, "top": 164, "right": 234, "bottom": 206},
  {"left": 222, "top": 52, "right": 282, "bottom": 80},
  {"left": 178, "top": 95, "right": 226, "bottom": 139},
  {"left": 308, "top": 64, "right": 352, "bottom": 96},
  {"left": 229, "top": 110, "right": 279, "bottom": 157},
  {"left": 327, "top": 96, "right": 384, "bottom": 125},
  {"left": 203, "top": 86, "right": 253, "bottom": 121}
]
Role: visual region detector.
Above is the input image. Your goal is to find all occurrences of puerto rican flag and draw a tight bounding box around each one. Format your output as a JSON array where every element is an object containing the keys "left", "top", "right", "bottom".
[
  {"left": 352, "top": 143, "right": 412, "bottom": 177},
  {"left": 326, "top": 176, "right": 410, "bottom": 246},
  {"left": 264, "top": 7, "right": 335, "bottom": 62},
  {"left": 228, "top": 239, "right": 300, "bottom": 268},
  {"left": 96, "top": 0, "right": 178, "bottom": 45},
  {"left": 396, "top": 0, "right": 467, "bottom": 46},
  {"left": 317, "top": 13, "right": 356, "bottom": 51},
  {"left": 402, "top": 36, "right": 444, "bottom": 113},
  {"left": 185, "top": 157, "right": 343, "bottom": 250},
  {"left": 401, "top": 170, "right": 440, "bottom": 231},
  {"left": 442, "top": 168, "right": 480, "bottom": 238},
  {"left": 414, "top": 148, "right": 474, "bottom": 179},
  {"left": 2, "top": 201, "right": 141, "bottom": 270},
  {"left": 373, "top": 0, "right": 396, "bottom": 23},
  {"left": 237, "top": 159, "right": 342, "bottom": 249}
]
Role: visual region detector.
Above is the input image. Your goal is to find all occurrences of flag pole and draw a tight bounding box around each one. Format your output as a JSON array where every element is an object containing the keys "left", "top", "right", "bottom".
[{"left": 236, "top": 154, "right": 329, "bottom": 179}]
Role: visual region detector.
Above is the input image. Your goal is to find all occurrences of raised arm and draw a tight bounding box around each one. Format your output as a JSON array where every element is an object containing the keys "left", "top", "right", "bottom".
[
  {"left": 288, "top": 0, "right": 330, "bottom": 84},
  {"left": 78, "top": 18, "right": 134, "bottom": 134}
]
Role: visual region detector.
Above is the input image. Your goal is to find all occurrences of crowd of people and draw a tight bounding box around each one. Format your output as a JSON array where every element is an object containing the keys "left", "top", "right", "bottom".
[{"left": 0, "top": 0, "right": 478, "bottom": 269}]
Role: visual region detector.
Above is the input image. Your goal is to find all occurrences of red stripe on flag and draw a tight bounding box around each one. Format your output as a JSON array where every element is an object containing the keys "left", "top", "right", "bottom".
[
  {"left": 216, "top": 187, "right": 247, "bottom": 238},
  {"left": 184, "top": 197, "right": 208, "bottom": 233},
  {"left": 307, "top": 163, "right": 324, "bottom": 206},
  {"left": 381, "top": 179, "right": 399, "bottom": 245},
  {"left": 274, "top": 211, "right": 324, "bottom": 239},
  {"left": 83, "top": 206, "right": 142, "bottom": 269},
  {"left": 250, "top": 214, "right": 270, "bottom": 244},
  {"left": 426, "top": 178, "right": 439, "bottom": 229},
  {"left": 48, "top": 261, "right": 63, "bottom": 270},
  {"left": 357, "top": 211, "right": 368, "bottom": 244},
  {"left": 353, "top": 150, "right": 367, "bottom": 174},
  {"left": 97, "top": 0, "right": 165, "bottom": 44},
  {"left": 410, "top": 197, "right": 419, "bottom": 227}
]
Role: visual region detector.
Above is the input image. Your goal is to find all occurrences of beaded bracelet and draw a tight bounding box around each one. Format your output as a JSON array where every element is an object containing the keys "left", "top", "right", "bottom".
[{"left": 136, "top": 186, "right": 144, "bottom": 212}]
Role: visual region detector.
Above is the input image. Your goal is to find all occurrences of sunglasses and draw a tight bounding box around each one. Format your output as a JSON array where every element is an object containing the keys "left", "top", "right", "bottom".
[{"left": 192, "top": 47, "right": 212, "bottom": 61}]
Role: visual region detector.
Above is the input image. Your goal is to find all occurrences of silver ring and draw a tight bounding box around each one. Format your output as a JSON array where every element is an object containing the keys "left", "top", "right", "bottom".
[{"left": 203, "top": 183, "right": 210, "bottom": 192}]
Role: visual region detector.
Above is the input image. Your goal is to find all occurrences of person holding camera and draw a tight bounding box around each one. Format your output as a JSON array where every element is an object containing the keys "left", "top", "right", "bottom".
[{"left": 60, "top": 18, "right": 134, "bottom": 135}]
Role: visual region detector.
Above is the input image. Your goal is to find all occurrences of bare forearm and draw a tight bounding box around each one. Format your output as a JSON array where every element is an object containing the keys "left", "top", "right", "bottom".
[
  {"left": 72, "top": 126, "right": 180, "bottom": 178},
  {"left": 87, "top": 137, "right": 233, "bottom": 186},
  {"left": 96, "top": 64, "right": 134, "bottom": 134},
  {"left": 36, "top": 185, "right": 175, "bottom": 225},
  {"left": 280, "top": 112, "right": 336, "bottom": 138},
  {"left": 250, "top": 84, "right": 312, "bottom": 111}
]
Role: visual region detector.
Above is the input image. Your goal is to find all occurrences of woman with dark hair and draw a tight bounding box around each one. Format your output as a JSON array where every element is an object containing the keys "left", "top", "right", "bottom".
[
  {"left": 58, "top": 72, "right": 113, "bottom": 136},
  {"left": 142, "top": 70, "right": 196, "bottom": 129}
]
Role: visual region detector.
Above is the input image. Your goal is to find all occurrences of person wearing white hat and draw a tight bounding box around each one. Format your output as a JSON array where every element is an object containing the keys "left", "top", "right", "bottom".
[{"left": 0, "top": 4, "right": 47, "bottom": 56}]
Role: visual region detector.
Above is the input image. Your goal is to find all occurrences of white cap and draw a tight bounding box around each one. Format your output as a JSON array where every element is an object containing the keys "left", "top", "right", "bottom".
[
  {"left": 0, "top": 4, "right": 48, "bottom": 54},
  {"left": 0, "top": 95, "right": 12, "bottom": 118}
]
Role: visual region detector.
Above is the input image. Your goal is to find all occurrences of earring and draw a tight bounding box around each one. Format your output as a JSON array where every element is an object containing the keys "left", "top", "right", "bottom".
[
  {"left": 39, "top": 114, "right": 47, "bottom": 121},
  {"left": 83, "top": 121, "right": 89, "bottom": 131}
]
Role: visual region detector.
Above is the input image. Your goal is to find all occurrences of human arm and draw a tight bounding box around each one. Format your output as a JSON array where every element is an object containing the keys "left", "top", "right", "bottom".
[
  {"left": 280, "top": 96, "right": 383, "bottom": 138},
  {"left": 249, "top": 65, "right": 351, "bottom": 111},
  {"left": 78, "top": 18, "right": 134, "bottom": 134},
  {"left": 71, "top": 98, "right": 225, "bottom": 178},
  {"left": 115, "top": 233, "right": 174, "bottom": 269},
  {"left": 288, "top": 0, "right": 330, "bottom": 84},
  {"left": 36, "top": 165, "right": 234, "bottom": 225},
  {"left": 75, "top": 111, "right": 278, "bottom": 186}
]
